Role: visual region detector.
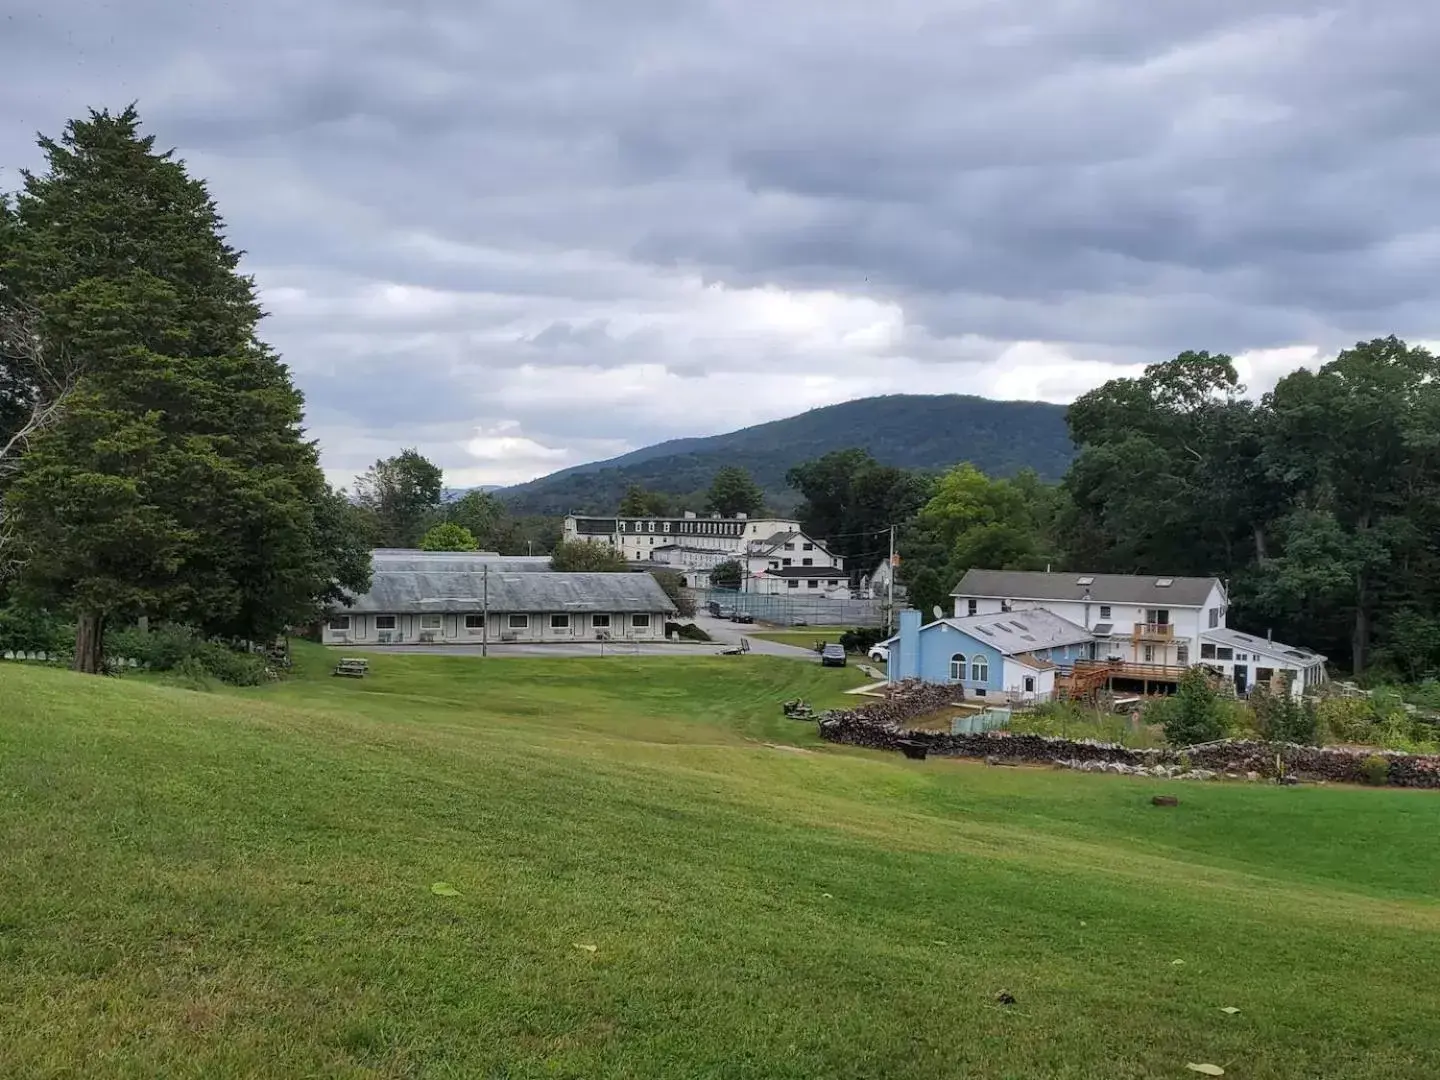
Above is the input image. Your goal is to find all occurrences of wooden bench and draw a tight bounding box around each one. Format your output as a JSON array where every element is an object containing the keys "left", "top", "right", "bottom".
[{"left": 333, "top": 658, "right": 369, "bottom": 678}]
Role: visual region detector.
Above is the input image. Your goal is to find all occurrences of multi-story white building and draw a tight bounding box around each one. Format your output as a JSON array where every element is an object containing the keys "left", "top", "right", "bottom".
[
  {"left": 743, "top": 530, "right": 843, "bottom": 576},
  {"left": 563, "top": 512, "right": 802, "bottom": 563},
  {"left": 948, "top": 569, "right": 1327, "bottom": 698}
]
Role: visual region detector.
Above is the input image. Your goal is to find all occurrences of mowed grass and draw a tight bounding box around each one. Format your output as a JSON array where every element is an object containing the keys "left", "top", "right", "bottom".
[
  {"left": 1, "top": 648, "right": 1438, "bottom": 1079},
  {"left": 747, "top": 629, "right": 845, "bottom": 649}
]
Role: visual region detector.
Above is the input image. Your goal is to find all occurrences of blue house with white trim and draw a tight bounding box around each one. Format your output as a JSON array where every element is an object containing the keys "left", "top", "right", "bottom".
[{"left": 886, "top": 607, "right": 1097, "bottom": 703}]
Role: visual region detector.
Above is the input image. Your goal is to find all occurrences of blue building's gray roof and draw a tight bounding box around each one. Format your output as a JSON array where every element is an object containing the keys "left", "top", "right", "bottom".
[
  {"left": 884, "top": 608, "right": 1093, "bottom": 655},
  {"left": 343, "top": 568, "right": 677, "bottom": 615}
]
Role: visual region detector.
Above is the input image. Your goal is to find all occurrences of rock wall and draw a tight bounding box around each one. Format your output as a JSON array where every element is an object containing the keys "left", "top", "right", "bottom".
[{"left": 815, "top": 691, "right": 1440, "bottom": 788}]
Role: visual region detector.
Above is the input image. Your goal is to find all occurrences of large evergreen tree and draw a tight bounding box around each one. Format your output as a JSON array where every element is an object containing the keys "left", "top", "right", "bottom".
[{"left": 1, "top": 107, "right": 369, "bottom": 671}]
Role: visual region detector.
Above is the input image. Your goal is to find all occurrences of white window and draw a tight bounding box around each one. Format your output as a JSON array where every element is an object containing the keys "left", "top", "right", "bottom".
[
  {"left": 1208, "top": 607, "right": 1221, "bottom": 628},
  {"left": 784, "top": 543, "right": 795, "bottom": 550},
  {"left": 374, "top": 615, "right": 396, "bottom": 630},
  {"left": 551, "top": 614, "right": 570, "bottom": 630},
  {"left": 632, "top": 614, "right": 651, "bottom": 629},
  {"left": 465, "top": 615, "right": 484, "bottom": 630},
  {"left": 1143, "top": 644, "right": 1154, "bottom": 663},
  {"left": 971, "top": 657, "right": 989, "bottom": 683},
  {"left": 1177, "top": 643, "right": 1189, "bottom": 664},
  {"left": 782, "top": 558, "right": 792, "bottom": 566},
  {"left": 508, "top": 614, "right": 529, "bottom": 630},
  {"left": 327, "top": 616, "right": 350, "bottom": 631},
  {"left": 802, "top": 558, "right": 813, "bottom": 566},
  {"left": 827, "top": 580, "right": 839, "bottom": 587},
  {"left": 1099, "top": 605, "right": 1112, "bottom": 620},
  {"left": 803, "top": 543, "right": 813, "bottom": 551},
  {"left": 592, "top": 614, "right": 611, "bottom": 629},
  {"left": 949, "top": 653, "right": 967, "bottom": 681}
]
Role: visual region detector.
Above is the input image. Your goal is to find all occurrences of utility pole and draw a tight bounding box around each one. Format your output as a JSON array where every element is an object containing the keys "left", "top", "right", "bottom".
[
  {"left": 887, "top": 524, "right": 896, "bottom": 635},
  {"left": 482, "top": 565, "right": 489, "bottom": 658}
]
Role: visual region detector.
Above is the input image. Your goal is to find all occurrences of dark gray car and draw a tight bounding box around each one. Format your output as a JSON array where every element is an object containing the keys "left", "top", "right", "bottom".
[{"left": 821, "top": 643, "right": 847, "bottom": 667}]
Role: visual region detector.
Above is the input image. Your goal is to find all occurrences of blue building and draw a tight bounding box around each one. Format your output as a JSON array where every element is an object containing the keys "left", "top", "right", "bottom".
[{"left": 886, "top": 607, "right": 1097, "bottom": 702}]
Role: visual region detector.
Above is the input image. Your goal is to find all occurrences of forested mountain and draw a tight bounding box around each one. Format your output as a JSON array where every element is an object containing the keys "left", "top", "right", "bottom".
[{"left": 500, "top": 394, "right": 1071, "bottom": 514}]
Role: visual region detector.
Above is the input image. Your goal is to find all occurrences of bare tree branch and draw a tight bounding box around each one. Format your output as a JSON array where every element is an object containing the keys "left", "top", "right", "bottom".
[{"left": 0, "top": 290, "right": 77, "bottom": 481}]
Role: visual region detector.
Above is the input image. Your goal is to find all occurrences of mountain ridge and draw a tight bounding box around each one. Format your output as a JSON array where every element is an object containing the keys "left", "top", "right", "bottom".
[{"left": 500, "top": 393, "right": 1073, "bottom": 514}]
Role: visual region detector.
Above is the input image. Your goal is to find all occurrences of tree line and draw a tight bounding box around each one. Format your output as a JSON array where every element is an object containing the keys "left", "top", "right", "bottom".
[{"left": 781, "top": 345, "right": 1440, "bottom": 680}]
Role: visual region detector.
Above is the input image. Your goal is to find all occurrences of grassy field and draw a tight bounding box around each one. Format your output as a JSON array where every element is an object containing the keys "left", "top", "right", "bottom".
[
  {"left": 1, "top": 647, "right": 1438, "bottom": 1078},
  {"left": 748, "top": 629, "right": 851, "bottom": 649}
]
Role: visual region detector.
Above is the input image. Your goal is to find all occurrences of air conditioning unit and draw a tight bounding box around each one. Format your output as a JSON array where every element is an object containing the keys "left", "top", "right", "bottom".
[
  {"left": 419, "top": 631, "right": 437, "bottom": 644},
  {"left": 377, "top": 630, "right": 396, "bottom": 644}
]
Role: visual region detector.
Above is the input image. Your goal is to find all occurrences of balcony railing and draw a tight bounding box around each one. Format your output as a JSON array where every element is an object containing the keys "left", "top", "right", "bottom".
[{"left": 1132, "top": 622, "right": 1175, "bottom": 640}]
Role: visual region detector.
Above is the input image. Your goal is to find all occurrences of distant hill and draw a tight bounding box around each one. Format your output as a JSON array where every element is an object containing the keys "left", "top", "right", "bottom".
[{"left": 499, "top": 394, "right": 1073, "bottom": 515}]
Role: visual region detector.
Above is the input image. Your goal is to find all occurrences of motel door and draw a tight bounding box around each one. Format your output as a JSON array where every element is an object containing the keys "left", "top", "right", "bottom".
[{"left": 1233, "top": 665, "right": 1249, "bottom": 695}]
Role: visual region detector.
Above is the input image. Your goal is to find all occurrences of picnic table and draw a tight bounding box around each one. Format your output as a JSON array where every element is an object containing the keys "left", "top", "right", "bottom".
[{"left": 333, "top": 657, "right": 369, "bottom": 678}]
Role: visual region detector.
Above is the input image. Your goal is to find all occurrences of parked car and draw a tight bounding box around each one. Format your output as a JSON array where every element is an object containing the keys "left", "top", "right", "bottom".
[
  {"left": 821, "top": 643, "right": 847, "bottom": 667},
  {"left": 868, "top": 643, "right": 890, "bottom": 663},
  {"left": 731, "top": 611, "right": 755, "bottom": 624}
]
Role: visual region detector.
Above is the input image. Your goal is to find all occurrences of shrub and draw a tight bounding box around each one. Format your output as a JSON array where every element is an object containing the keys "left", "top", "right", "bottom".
[
  {"left": 104, "top": 623, "right": 269, "bottom": 686},
  {"left": 1315, "top": 698, "right": 1376, "bottom": 744},
  {"left": 1250, "top": 685, "right": 1319, "bottom": 745},
  {"left": 665, "top": 621, "right": 712, "bottom": 642},
  {"left": 0, "top": 604, "right": 72, "bottom": 658},
  {"left": 709, "top": 560, "right": 743, "bottom": 590},
  {"left": 1162, "top": 668, "right": 1225, "bottom": 747},
  {"left": 839, "top": 627, "right": 888, "bottom": 654},
  {"left": 172, "top": 656, "right": 217, "bottom": 692},
  {"left": 1360, "top": 754, "right": 1390, "bottom": 786},
  {"left": 419, "top": 522, "right": 479, "bottom": 552}
]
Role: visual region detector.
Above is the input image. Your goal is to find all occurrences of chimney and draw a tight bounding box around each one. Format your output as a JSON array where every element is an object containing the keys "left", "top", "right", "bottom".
[
  {"left": 897, "top": 609, "right": 923, "bottom": 681},
  {"left": 736, "top": 512, "right": 747, "bottom": 520},
  {"left": 683, "top": 510, "right": 697, "bottom": 519},
  {"left": 1267, "top": 628, "right": 1273, "bottom": 643}
]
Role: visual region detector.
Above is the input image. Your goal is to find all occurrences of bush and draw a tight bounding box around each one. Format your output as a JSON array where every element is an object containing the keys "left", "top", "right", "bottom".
[
  {"left": 0, "top": 604, "right": 72, "bottom": 658},
  {"left": 665, "top": 621, "right": 712, "bottom": 643},
  {"left": 839, "top": 627, "right": 889, "bottom": 654},
  {"left": 1315, "top": 697, "right": 1376, "bottom": 744},
  {"left": 1162, "top": 668, "right": 1225, "bottom": 747},
  {"left": 172, "top": 656, "right": 217, "bottom": 692},
  {"left": 709, "top": 560, "right": 743, "bottom": 590},
  {"left": 104, "top": 623, "right": 269, "bottom": 686},
  {"left": 1250, "top": 685, "right": 1319, "bottom": 745},
  {"left": 1360, "top": 754, "right": 1390, "bottom": 786}
]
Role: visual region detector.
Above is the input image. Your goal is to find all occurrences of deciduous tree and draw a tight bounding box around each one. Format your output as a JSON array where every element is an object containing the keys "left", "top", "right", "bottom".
[
  {"left": 706, "top": 466, "right": 764, "bottom": 518},
  {"left": 549, "top": 539, "right": 629, "bottom": 572},
  {"left": 420, "top": 522, "right": 480, "bottom": 551},
  {"left": 353, "top": 448, "right": 444, "bottom": 548}
]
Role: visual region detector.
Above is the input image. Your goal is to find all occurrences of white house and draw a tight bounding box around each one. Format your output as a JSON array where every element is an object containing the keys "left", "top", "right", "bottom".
[
  {"left": 324, "top": 551, "right": 675, "bottom": 646},
  {"left": 746, "top": 566, "right": 847, "bottom": 595},
  {"left": 564, "top": 512, "right": 802, "bottom": 563},
  {"left": 744, "top": 530, "right": 843, "bottom": 576},
  {"left": 949, "top": 569, "right": 1326, "bottom": 699}
]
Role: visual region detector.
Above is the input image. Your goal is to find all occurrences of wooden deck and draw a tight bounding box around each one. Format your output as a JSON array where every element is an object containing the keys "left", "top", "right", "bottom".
[{"left": 1056, "top": 659, "right": 1190, "bottom": 701}]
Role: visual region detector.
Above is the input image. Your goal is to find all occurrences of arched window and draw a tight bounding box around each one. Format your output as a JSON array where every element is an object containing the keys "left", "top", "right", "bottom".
[
  {"left": 971, "top": 656, "right": 989, "bottom": 683},
  {"left": 949, "top": 653, "right": 966, "bottom": 681}
]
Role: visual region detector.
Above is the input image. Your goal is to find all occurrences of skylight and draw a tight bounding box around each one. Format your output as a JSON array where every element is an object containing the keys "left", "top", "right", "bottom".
[
  {"left": 1155, "top": 578, "right": 1174, "bottom": 587},
  {"left": 1076, "top": 576, "right": 1094, "bottom": 585},
  {"left": 974, "top": 625, "right": 995, "bottom": 637}
]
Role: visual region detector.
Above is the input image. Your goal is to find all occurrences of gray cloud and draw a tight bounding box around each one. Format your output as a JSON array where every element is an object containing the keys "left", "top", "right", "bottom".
[{"left": 2, "top": 0, "right": 1438, "bottom": 485}]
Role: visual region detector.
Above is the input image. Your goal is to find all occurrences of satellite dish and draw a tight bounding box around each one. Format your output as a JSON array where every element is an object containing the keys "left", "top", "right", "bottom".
[{"left": 932, "top": 605, "right": 944, "bottom": 620}]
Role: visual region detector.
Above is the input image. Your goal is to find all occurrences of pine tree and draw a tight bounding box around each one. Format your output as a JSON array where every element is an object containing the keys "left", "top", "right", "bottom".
[{"left": 2, "top": 107, "right": 369, "bottom": 671}]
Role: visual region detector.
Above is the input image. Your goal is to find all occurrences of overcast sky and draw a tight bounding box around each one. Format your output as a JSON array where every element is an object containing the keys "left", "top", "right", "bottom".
[{"left": 3, "top": 1, "right": 1437, "bottom": 487}]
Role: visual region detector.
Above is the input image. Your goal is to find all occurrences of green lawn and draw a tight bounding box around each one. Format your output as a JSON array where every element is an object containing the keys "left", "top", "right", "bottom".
[
  {"left": 748, "top": 629, "right": 849, "bottom": 649},
  {"left": 1, "top": 648, "right": 1438, "bottom": 1078}
]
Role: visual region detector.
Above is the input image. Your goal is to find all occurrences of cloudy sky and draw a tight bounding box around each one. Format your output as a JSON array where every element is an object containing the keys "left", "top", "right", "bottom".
[{"left": 3, "top": 1, "right": 1437, "bottom": 487}]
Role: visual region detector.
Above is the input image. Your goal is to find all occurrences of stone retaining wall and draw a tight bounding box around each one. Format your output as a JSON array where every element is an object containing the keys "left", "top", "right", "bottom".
[{"left": 815, "top": 691, "right": 1440, "bottom": 788}]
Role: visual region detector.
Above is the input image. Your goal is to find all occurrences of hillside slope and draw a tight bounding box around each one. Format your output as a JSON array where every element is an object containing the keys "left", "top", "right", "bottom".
[
  {"left": 2, "top": 654, "right": 1437, "bottom": 1078},
  {"left": 501, "top": 393, "right": 1071, "bottom": 514}
]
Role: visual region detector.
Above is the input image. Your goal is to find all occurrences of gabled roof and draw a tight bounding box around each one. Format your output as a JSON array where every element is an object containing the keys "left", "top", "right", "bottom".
[
  {"left": 341, "top": 571, "right": 677, "bottom": 615},
  {"left": 883, "top": 608, "right": 1094, "bottom": 655},
  {"left": 952, "top": 569, "right": 1222, "bottom": 607},
  {"left": 371, "top": 550, "right": 552, "bottom": 573},
  {"left": 1201, "top": 627, "right": 1327, "bottom": 664}
]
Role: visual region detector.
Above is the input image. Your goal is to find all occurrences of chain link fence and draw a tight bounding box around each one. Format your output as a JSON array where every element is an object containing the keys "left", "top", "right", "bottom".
[{"left": 690, "top": 587, "right": 889, "bottom": 627}]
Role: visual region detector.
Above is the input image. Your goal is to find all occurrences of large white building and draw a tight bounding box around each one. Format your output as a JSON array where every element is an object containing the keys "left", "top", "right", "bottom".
[
  {"left": 563, "top": 512, "right": 801, "bottom": 563},
  {"left": 949, "top": 569, "right": 1327, "bottom": 698}
]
